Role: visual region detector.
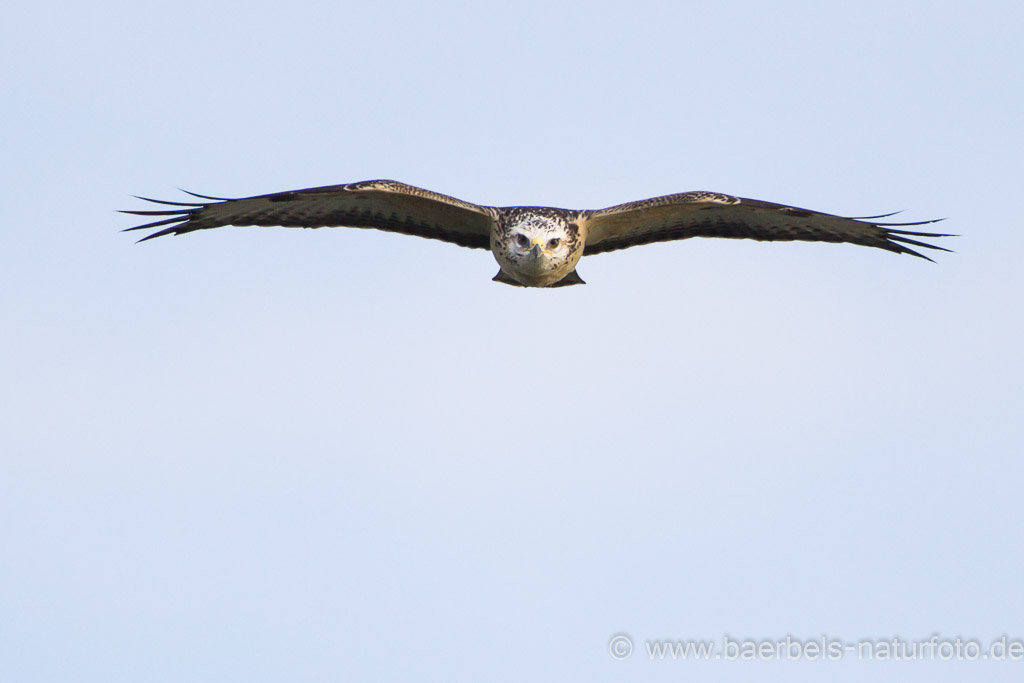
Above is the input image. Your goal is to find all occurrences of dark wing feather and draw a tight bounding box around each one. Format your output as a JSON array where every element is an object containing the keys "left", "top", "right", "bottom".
[
  {"left": 583, "top": 191, "right": 952, "bottom": 261},
  {"left": 122, "top": 180, "right": 496, "bottom": 249}
]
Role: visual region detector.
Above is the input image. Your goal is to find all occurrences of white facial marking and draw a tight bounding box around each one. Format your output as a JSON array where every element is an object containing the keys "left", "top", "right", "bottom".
[{"left": 491, "top": 210, "right": 583, "bottom": 287}]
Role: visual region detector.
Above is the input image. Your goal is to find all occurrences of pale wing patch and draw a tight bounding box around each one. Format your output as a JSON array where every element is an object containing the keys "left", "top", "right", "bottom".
[
  {"left": 595, "top": 191, "right": 741, "bottom": 216},
  {"left": 582, "top": 191, "right": 741, "bottom": 244},
  {"left": 342, "top": 179, "right": 497, "bottom": 218}
]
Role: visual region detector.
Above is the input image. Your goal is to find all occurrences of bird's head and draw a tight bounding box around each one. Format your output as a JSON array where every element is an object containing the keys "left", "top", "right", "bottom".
[{"left": 493, "top": 209, "right": 583, "bottom": 287}]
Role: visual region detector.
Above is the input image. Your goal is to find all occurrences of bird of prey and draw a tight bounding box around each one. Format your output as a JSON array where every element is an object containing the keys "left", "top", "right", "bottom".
[{"left": 122, "top": 179, "right": 950, "bottom": 287}]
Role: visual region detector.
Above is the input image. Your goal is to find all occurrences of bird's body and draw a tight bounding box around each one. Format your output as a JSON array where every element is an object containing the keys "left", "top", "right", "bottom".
[{"left": 123, "top": 179, "right": 951, "bottom": 286}]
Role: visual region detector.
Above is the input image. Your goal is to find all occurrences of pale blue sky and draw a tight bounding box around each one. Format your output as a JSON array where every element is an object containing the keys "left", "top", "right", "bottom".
[{"left": 2, "top": 1, "right": 1022, "bottom": 681}]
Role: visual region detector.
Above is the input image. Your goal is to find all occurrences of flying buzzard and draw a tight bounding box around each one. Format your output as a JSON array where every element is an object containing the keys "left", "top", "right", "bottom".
[{"left": 122, "top": 180, "right": 950, "bottom": 287}]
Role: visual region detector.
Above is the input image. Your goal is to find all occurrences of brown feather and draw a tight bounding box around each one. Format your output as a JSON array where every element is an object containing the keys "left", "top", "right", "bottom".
[
  {"left": 122, "top": 180, "right": 496, "bottom": 249},
  {"left": 583, "top": 192, "right": 952, "bottom": 260}
]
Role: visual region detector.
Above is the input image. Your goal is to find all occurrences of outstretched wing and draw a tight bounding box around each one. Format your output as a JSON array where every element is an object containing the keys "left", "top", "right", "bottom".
[
  {"left": 122, "top": 180, "right": 497, "bottom": 249},
  {"left": 582, "top": 191, "right": 952, "bottom": 261}
]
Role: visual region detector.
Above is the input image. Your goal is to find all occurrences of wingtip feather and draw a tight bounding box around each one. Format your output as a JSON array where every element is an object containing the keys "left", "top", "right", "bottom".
[
  {"left": 122, "top": 216, "right": 188, "bottom": 233},
  {"left": 178, "top": 188, "right": 231, "bottom": 201},
  {"left": 888, "top": 234, "right": 954, "bottom": 254},
  {"left": 119, "top": 208, "right": 194, "bottom": 217},
  {"left": 873, "top": 217, "right": 947, "bottom": 227},
  {"left": 132, "top": 195, "right": 208, "bottom": 207},
  {"left": 848, "top": 210, "right": 905, "bottom": 220}
]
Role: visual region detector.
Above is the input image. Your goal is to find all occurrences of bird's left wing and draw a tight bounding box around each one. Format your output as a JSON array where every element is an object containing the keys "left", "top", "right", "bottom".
[
  {"left": 582, "top": 191, "right": 952, "bottom": 260},
  {"left": 122, "top": 180, "right": 497, "bottom": 249}
]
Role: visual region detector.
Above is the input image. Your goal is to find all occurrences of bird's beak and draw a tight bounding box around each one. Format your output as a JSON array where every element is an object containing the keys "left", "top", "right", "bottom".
[{"left": 529, "top": 236, "right": 547, "bottom": 257}]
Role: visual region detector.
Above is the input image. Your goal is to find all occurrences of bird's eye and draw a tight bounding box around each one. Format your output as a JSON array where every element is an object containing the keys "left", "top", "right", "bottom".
[
  {"left": 515, "top": 233, "right": 529, "bottom": 247},
  {"left": 547, "top": 238, "right": 561, "bottom": 249}
]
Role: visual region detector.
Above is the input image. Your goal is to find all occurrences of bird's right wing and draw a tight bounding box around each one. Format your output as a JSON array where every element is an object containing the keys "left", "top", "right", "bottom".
[
  {"left": 582, "top": 191, "right": 951, "bottom": 260},
  {"left": 122, "top": 179, "right": 497, "bottom": 249}
]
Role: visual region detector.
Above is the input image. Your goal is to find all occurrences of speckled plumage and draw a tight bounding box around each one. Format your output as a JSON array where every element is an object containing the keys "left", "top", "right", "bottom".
[
  {"left": 122, "top": 180, "right": 952, "bottom": 287},
  {"left": 490, "top": 207, "right": 585, "bottom": 287}
]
